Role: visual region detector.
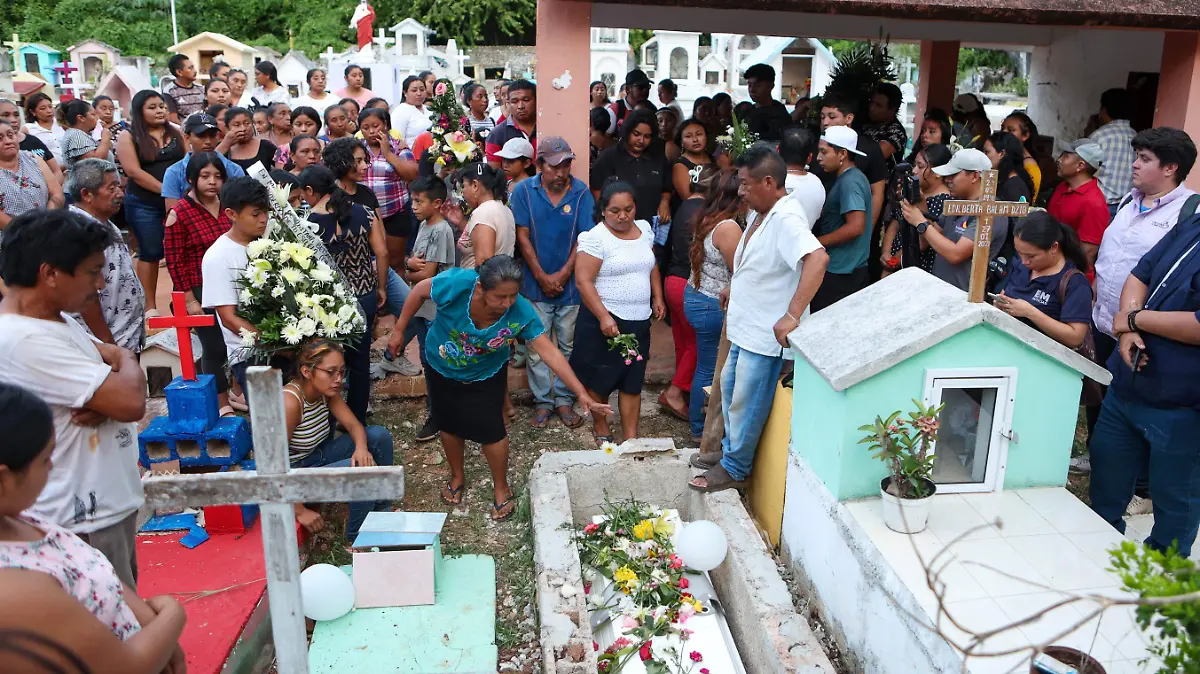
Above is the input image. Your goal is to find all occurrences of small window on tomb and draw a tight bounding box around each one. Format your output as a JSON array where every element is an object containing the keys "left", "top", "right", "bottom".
[
  {"left": 484, "top": 67, "right": 506, "bottom": 80},
  {"left": 669, "top": 47, "right": 688, "bottom": 80},
  {"left": 922, "top": 368, "right": 1017, "bottom": 493},
  {"left": 601, "top": 73, "right": 616, "bottom": 95},
  {"left": 401, "top": 34, "right": 418, "bottom": 55},
  {"left": 705, "top": 71, "right": 719, "bottom": 85}
]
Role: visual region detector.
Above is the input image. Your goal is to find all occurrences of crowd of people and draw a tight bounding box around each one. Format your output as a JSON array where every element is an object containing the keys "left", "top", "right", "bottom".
[{"left": 1, "top": 49, "right": 1200, "bottom": 668}]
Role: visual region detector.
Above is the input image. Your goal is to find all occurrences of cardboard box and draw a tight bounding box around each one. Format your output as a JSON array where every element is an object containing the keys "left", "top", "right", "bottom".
[{"left": 350, "top": 512, "right": 447, "bottom": 608}]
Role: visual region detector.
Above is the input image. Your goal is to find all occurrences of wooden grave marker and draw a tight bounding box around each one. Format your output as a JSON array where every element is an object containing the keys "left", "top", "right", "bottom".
[
  {"left": 942, "top": 169, "right": 1030, "bottom": 303},
  {"left": 141, "top": 366, "right": 406, "bottom": 674}
]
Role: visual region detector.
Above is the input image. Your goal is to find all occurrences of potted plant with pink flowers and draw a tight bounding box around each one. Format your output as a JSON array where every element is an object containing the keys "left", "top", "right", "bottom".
[{"left": 858, "top": 399, "right": 944, "bottom": 534}]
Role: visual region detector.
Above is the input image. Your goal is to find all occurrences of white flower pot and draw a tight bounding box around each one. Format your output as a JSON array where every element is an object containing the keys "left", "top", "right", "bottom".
[{"left": 879, "top": 477, "right": 937, "bottom": 534}]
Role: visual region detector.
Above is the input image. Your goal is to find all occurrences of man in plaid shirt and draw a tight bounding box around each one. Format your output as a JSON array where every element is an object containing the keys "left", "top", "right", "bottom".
[{"left": 1089, "top": 88, "right": 1137, "bottom": 214}]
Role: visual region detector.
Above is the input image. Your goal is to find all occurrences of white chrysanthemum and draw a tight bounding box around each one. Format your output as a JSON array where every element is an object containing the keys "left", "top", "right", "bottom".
[
  {"left": 310, "top": 261, "right": 335, "bottom": 283},
  {"left": 295, "top": 292, "right": 312, "bottom": 309},
  {"left": 238, "top": 288, "right": 253, "bottom": 304},
  {"left": 239, "top": 327, "right": 258, "bottom": 347},
  {"left": 280, "top": 267, "right": 304, "bottom": 286},
  {"left": 246, "top": 239, "right": 272, "bottom": 260},
  {"left": 337, "top": 304, "right": 358, "bottom": 323},
  {"left": 281, "top": 323, "right": 304, "bottom": 345},
  {"left": 271, "top": 284, "right": 285, "bottom": 298},
  {"left": 334, "top": 284, "right": 349, "bottom": 299},
  {"left": 296, "top": 317, "right": 317, "bottom": 337}
]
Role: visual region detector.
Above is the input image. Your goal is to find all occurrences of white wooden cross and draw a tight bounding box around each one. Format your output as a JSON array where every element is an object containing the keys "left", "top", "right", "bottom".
[
  {"left": 319, "top": 47, "right": 338, "bottom": 72},
  {"left": 55, "top": 61, "right": 91, "bottom": 101},
  {"left": 373, "top": 29, "right": 394, "bottom": 56},
  {"left": 5, "top": 33, "right": 24, "bottom": 73},
  {"left": 141, "top": 367, "right": 406, "bottom": 674},
  {"left": 942, "top": 169, "right": 1030, "bottom": 303}
]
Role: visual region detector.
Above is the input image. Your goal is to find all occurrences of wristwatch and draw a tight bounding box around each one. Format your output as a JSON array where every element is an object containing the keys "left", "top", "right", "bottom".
[{"left": 916, "top": 221, "right": 931, "bottom": 234}]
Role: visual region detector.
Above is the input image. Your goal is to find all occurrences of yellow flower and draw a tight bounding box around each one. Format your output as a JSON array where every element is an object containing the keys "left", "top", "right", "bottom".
[
  {"left": 692, "top": 599, "right": 704, "bottom": 612},
  {"left": 448, "top": 137, "right": 476, "bottom": 163},
  {"left": 613, "top": 566, "right": 637, "bottom": 585},
  {"left": 633, "top": 520, "right": 655, "bottom": 541},
  {"left": 653, "top": 513, "right": 675, "bottom": 537}
]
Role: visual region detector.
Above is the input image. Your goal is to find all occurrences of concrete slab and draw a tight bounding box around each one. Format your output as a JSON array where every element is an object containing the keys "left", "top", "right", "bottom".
[{"left": 308, "top": 555, "right": 497, "bottom": 673}]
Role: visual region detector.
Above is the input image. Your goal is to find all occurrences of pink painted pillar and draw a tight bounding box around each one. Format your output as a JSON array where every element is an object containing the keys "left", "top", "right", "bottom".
[
  {"left": 914, "top": 40, "right": 960, "bottom": 126},
  {"left": 536, "top": 0, "right": 593, "bottom": 182},
  {"left": 1155, "top": 31, "right": 1200, "bottom": 189}
]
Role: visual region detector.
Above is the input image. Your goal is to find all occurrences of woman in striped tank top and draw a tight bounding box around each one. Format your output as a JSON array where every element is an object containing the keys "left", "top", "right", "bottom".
[{"left": 283, "top": 340, "right": 396, "bottom": 543}]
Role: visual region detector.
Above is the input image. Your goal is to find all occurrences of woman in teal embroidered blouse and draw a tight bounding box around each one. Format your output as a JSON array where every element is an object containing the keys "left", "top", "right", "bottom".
[{"left": 385, "top": 255, "right": 611, "bottom": 521}]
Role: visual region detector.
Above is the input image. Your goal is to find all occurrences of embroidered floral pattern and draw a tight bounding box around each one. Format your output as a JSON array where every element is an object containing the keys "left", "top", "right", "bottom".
[{"left": 438, "top": 324, "right": 519, "bottom": 368}]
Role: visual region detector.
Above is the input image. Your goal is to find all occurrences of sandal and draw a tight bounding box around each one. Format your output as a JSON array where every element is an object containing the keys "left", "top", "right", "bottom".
[
  {"left": 688, "top": 464, "right": 747, "bottom": 493},
  {"left": 593, "top": 433, "right": 615, "bottom": 448},
  {"left": 689, "top": 451, "right": 722, "bottom": 470},
  {"left": 658, "top": 392, "right": 689, "bottom": 421},
  {"left": 228, "top": 391, "right": 248, "bottom": 412},
  {"left": 219, "top": 405, "right": 237, "bottom": 418},
  {"left": 491, "top": 494, "right": 516, "bottom": 522},
  {"left": 557, "top": 405, "right": 583, "bottom": 429},
  {"left": 440, "top": 481, "right": 465, "bottom": 506},
  {"left": 530, "top": 408, "right": 553, "bottom": 428}
]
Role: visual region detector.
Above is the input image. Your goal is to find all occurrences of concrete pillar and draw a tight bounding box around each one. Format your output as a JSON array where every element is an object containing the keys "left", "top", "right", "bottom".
[
  {"left": 914, "top": 40, "right": 960, "bottom": 126},
  {"left": 535, "top": 0, "right": 592, "bottom": 182}
]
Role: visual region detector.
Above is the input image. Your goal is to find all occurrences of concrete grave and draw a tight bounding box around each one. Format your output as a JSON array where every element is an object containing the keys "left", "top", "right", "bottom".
[{"left": 529, "top": 447, "right": 836, "bottom": 674}]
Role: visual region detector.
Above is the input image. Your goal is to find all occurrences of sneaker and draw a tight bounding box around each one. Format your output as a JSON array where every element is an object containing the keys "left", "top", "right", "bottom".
[
  {"left": 415, "top": 418, "right": 438, "bottom": 442},
  {"left": 1068, "top": 455, "right": 1091, "bottom": 475},
  {"left": 378, "top": 355, "right": 421, "bottom": 377},
  {"left": 1125, "top": 495, "right": 1153, "bottom": 516}
]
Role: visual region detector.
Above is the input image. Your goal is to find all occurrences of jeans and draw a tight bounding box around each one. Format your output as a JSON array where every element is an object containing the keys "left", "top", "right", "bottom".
[
  {"left": 123, "top": 190, "right": 166, "bottom": 262},
  {"left": 408, "top": 315, "right": 432, "bottom": 414},
  {"left": 664, "top": 276, "right": 696, "bottom": 391},
  {"left": 684, "top": 286, "right": 724, "bottom": 438},
  {"left": 347, "top": 292, "right": 379, "bottom": 424},
  {"left": 383, "top": 267, "right": 410, "bottom": 318},
  {"left": 719, "top": 344, "right": 784, "bottom": 482},
  {"left": 527, "top": 302, "right": 578, "bottom": 410},
  {"left": 1088, "top": 388, "right": 1200, "bottom": 556},
  {"left": 296, "top": 425, "right": 395, "bottom": 542}
]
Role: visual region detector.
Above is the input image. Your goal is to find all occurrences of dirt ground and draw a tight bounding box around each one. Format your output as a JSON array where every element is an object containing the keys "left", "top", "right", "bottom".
[{"left": 301, "top": 382, "right": 696, "bottom": 672}]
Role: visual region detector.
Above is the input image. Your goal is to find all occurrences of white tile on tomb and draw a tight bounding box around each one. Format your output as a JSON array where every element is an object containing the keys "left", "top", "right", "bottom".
[
  {"left": 1021, "top": 614, "right": 1120, "bottom": 663},
  {"left": 1110, "top": 624, "right": 1154, "bottom": 662},
  {"left": 926, "top": 494, "right": 1001, "bottom": 544},
  {"left": 952, "top": 538, "right": 1051, "bottom": 598},
  {"left": 941, "top": 597, "right": 1033, "bottom": 665},
  {"left": 1102, "top": 660, "right": 1144, "bottom": 674},
  {"left": 1065, "top": 529, "right": 1128, "bottom": 566},
  {"left": 993, "top": 591, "right": 1088, "bottom": 646},
  {"left": 1015, "top": 488, "right": 1114, "bottom": 534},
  {"left": 1005, "top": 535, "right": 1117, "bottom": 590},
  {"left": 961, "top": 492, "right": 1057, "bottom": 538},
  {"left": 964, "top": 651, "right": 1031, "bottom": 674},
  {"left": 846, "top": 499, "right": 945, "bottom": 549},
  {"left": 1093, "top": 603, "right": 1142, "bottom": 647}
]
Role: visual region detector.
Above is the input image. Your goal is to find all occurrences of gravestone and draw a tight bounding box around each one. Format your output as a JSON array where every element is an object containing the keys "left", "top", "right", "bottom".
[{"left": 943, "top": 169, "right": 1030, "bottom": 303}]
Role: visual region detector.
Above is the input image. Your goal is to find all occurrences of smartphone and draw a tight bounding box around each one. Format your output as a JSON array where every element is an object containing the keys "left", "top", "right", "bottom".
[
  {"left": 1130, "top": 345, "right": 1143, "bottom": 371},
  {"left": 987, "top": 292, "right": 1008, "bottom": 304}
]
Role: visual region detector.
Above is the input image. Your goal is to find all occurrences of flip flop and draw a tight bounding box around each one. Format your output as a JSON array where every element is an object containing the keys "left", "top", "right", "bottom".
[
  {"left": 440, "top": 481, "right": 465, "bottom": 506},
  {"left": 491, "top": 494, "right": 516, "bottom": 522},
  {"left": 219, "top": 405, "right": 237, "bottom": 418},
  {"left": 228, "top": 391, "right": 249, "bottom": 412},
  {"left": 688, "top": 464, "right": 747, "bottom": 493},
  {"left": 530, "top": 408, "right": 553, "bottom": 428},
  {"left": 557, "top": 406, "right": 583, "bottom": 429},
  {"left": 593, "top": 433, "right": 615, "bottom": 447},
  {"left": 689, "top": 451, "right": 722, "bottom": 470},
  {"left": 658, "top": 392, "right": 689, "bottom": 421}
]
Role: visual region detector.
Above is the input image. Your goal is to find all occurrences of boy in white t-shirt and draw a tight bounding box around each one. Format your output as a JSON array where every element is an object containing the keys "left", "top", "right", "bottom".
[
  {"left": 201, "top": 177, "right": 271, "bottom": 396},
  {"left": 0, "top": 209, "right": 149, "bottom": 588}
]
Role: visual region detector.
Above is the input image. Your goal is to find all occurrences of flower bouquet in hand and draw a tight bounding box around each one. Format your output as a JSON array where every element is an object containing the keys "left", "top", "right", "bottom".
[
  {"left": 427, "top": 78, "right": 480, "bottom": 173},
  {"left": 715, "top": 110, "right": 758, "bottom": 162},
  {"left": 608, "top": 333, "right": 644, "bottom": 366}
]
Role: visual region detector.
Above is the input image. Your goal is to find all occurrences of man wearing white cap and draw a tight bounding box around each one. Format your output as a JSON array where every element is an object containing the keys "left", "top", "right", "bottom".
[
  {"left": 1048, "top": 140, "right": 1110, "bottom": 272},
  {"left": 899, "top": 147, "right": 1011, "bottom": 292},
  {"left": 811, "top": 125, "right": 872, "bottom": 310}
]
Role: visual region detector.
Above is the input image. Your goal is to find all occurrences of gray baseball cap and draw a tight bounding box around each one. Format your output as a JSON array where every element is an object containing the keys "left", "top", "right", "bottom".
[{"left": 1064, "top": 139, "right": 1104, "bottom": 169}]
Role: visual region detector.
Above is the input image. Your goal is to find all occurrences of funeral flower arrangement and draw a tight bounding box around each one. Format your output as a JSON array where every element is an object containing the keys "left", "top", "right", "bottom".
[
  {"left": 234, "top": 177, "right": 366, "bottom": 357},
  {"left": 427, "top": 79, "right": 481, "bottom": 171},
  {"left": 715, "top": 111, "right": 758, "bottom": 162},
  {"left": 607, "top": 333, "right": 644, "bottom": 367},
  {"left": 575, "top": 499, "right": 711, "bottom": 674}
]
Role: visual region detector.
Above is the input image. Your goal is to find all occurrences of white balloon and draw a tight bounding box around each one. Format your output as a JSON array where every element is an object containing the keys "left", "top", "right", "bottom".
[
  {"left": 300, "top": 563, "right": 355, "bottom": 621},
  {"left": 677, "top": 520, "right": 728, "bottom": 571}
]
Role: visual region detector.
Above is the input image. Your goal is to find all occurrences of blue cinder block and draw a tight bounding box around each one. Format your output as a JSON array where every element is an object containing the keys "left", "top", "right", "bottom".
[
  {"left": 203, "top": 416, "right": 251, "bottom": 465},
  {"left": 164, "top": 375, "right": 218, "bottom": 434},
  {"left": 138, "top": 415, "right": 252, "bottom": 467}
]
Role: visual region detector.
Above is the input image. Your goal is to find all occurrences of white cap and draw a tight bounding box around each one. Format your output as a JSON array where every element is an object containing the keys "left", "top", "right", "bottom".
[
  {"left": 820, "top": 126, "right": 865, "bottom": 156},
  {"left": 932, "top": 148, "right": 993, "bottom": 176},
  {"left": 495, "top": 137, "right": 535, "bottom": 160}
]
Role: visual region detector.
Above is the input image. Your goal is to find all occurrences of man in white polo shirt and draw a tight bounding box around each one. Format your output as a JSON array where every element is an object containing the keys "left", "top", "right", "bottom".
[{"left": 688, "top": 146, "right": 828, "bottom": 493}]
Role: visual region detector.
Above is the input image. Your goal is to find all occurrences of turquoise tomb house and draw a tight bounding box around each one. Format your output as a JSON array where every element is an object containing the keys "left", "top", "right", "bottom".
[{"left": 787, "top": 268, "right": 1112, "bottom": 501}]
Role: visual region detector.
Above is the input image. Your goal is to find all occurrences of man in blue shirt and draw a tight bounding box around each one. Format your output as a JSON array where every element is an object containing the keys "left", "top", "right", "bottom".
[
  {"left": 1089, "top": 211, "right": 1200, "bottom": 556},
  {"left": 811, "top": 125, "right": 872, "bottom": 311},
  {"left": 161, "top": 113, "right": 245, "bottom": 211},
  {"left": 511, "top": 137, "right": 596, "bottom": 429}
]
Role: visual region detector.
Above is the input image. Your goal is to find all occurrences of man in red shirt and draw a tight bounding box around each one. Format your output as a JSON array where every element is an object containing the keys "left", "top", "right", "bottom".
[{"left": 1047, "top": 140, "right": 1111, "bottom": 277}]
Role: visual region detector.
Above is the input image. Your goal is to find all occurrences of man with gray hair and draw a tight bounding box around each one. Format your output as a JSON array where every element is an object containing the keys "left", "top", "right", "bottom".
[{"left": 67, "top": 158, "right": 145, "bottom": 353}]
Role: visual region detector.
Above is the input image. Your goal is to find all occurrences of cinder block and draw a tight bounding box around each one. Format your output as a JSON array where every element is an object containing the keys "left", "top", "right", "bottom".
[
  {"left": 204, "top": 416, "right": 251, "bottom": 465},
  {"left": 137, "top": 415, "right": 252, "bottom": 467},
  {"left": 164, "top": 375, "right": 218, "bottom": 434}
]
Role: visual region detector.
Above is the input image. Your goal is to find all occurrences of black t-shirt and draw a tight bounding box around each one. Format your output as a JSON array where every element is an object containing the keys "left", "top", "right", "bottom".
[
  {"left": 226, "top": 139, "right": 278, "bottom": 172},
  {"left": 19, "top": 135, "right": 53, "bottom": 164},
  {"left": 590, "top": 145, "right": 671, "bottom": 222},
  {"left": 668, "top": 198, "right": 705, "bottom": 280},
  {"left": 998, "top": 174, "right": 1032, "bottom": 204},
  {"left": 346, "top": 183, "right": 380, "bottom": 216},
  {"left": 745, "top": 101, "right": 792, "bottom": 142}
]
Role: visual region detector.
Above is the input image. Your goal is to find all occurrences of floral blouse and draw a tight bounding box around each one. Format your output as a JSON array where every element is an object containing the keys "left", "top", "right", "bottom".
[
  {"left": 0, "top": 514, "right": 140, "bottom": 640},
  {"left": 425, "top": 267, "right": 545, "bottom": 382}
]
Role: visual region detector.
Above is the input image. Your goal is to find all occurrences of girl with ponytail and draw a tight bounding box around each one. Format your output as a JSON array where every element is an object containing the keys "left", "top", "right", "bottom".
[
  {"left": 995, "top": 210, "right": 1094, "bottom": 349},
  {"left": 297, "top": 164, "right": 389, "bottom": 422},
  {"left": 446, "top": 162, "right": 517, "bottom": 268}
]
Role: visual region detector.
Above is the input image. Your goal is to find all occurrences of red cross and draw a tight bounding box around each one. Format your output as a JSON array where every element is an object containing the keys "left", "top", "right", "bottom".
[
  {"left": 53, "top": 60, "right": 77, "bottom": 82},
  {"left": 147, "top": 291, "right": 216, "bottom": 381}
]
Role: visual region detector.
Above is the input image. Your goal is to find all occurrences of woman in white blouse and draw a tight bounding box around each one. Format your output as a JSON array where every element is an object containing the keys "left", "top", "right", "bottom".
[
  {"left": 390, "top": 76, "right": 432, "bottom": 144},
  {"left": 23, "top": 93, "right": 64, "bottom": 164},
  {"left": 571, "top": 181, "right": 666, "bottom": 445}
]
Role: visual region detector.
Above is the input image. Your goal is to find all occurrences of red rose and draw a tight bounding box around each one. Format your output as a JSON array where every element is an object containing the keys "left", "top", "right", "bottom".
[
  {"left": 639, "top": 641, "right": 653, "bottom": 661},
  {"left": 679, "top": 577, "right": 690, "bottom": 589},
  {"left": 593, "top": 641, "right": 599, "bottom": 651},
  {"left": 690, "top": 651, "right": 703, "bottom": 662}
]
